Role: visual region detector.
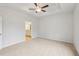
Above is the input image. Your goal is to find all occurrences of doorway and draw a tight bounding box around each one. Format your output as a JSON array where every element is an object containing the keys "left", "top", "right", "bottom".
[{"left": 25, "top": 21, "right": 32, "bottom": 42}]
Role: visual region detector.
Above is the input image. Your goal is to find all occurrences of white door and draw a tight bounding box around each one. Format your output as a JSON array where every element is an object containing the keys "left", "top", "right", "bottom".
[{"left": 0, "top": 16, "right": 2, "bottom": 49}]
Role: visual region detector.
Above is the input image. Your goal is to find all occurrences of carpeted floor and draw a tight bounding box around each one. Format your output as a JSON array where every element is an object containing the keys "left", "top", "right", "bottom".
[{"left": 0, "top": 38, "right": 77, "bottom": 56}]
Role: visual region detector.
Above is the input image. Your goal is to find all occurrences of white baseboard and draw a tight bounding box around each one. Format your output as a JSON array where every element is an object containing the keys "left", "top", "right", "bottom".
[
  {"left": 2, "top": 40, "right": 24, "bottom": 49},
  {"left": 2, "top": 37, "right": 37, "bottom": 49},
  {"left": 37, "top": 36, "right": 72, "bottom": 44}
]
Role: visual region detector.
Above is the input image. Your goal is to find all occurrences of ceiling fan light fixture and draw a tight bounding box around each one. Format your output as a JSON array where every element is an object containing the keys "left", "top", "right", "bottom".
[
  {"left": 29, "top": 3, "right": 49, "bottom": 13},
  {"left": 36, "top": 6, "right": 41, "bottom": 12}
]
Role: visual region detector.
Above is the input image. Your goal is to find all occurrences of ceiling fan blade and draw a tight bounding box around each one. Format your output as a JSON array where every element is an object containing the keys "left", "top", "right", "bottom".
[
  {"left": 42, "top": 5, "right": 48, "bottom": 8},
  {"left": 34, "top": 3, "right": 37, "bottom": 6},
  {"left": 29, "top": 8, "right": 35, "bottom": 10},
  {"left": 42, "top": 10, "right": 46, "bottom": 12}
]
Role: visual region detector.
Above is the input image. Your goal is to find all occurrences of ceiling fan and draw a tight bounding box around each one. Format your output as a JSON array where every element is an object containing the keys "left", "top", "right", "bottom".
[{"left": 29, "top": 3, "right": 49, "bottom": 13}]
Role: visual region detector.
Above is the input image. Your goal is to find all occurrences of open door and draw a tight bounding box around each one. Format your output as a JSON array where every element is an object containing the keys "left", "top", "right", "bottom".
[
  {"left": 25, "top": 21, "right": 32, "bottom": 41},
  {"left": 0, "top": 16, "right": 2, "bottom": 49}
]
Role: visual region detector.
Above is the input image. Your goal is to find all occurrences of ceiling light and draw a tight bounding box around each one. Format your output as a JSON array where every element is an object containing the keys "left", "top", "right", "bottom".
[{"left": 36, "top": 6, "right": 41, "bottom": 12}]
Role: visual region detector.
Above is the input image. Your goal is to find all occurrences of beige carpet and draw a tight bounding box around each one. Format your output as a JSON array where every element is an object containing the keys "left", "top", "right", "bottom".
[{"left": 0, "top": 38, "right": 77, "bottom": 56}]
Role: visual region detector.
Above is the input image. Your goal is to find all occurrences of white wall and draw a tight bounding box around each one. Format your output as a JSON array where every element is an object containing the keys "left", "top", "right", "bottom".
[
  {"left": 0, "top": 7, "right": 38, "bottom": 48},
  {"left": 73, "top": 4, "right": 79, "bottom": 54},
  {"left": 0, "top": 16, "right": 2, "bottom": 49},
  {"left": 38, "top": 12, "right": 73, "bottom": 43}
]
